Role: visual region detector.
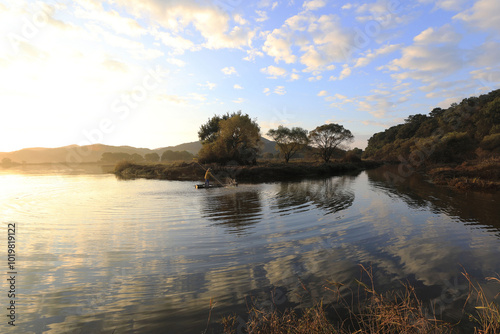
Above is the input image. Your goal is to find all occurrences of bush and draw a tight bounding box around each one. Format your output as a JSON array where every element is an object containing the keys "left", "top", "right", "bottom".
[
  {"left": 429, "top": 132, "right": 476, "bottom": 163},
  {"left": 480, "top": 133, "right": 500, "bottom": 151}
]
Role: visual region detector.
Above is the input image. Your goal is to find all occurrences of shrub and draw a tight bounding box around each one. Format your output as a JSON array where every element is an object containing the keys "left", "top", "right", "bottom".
[{"left": 480, "top": 133, "right": 500, "bottom": 151}]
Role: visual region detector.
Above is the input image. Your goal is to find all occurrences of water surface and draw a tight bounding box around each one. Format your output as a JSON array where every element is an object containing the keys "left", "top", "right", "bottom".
[{"left": 1, "top": 165, "right": 500, "bottom": 333}]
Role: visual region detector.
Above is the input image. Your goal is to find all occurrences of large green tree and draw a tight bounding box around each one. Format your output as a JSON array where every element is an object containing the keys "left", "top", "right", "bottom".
[
  {"left": 308, "top": 123, "right": 354, "bottom": 163},
  {"left": 198, "top": 112, "right": 240, "bottom": 144},
  {"left": 198, "top": 112, "right": 261, "bottom": 164},
  {"left": 267, "top": 125, "right": 309, "bottom": 163}
]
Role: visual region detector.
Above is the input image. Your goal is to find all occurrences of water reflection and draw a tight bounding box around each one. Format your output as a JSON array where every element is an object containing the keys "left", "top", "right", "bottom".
[
  {"left": 201, "top": 188, "right": 263, "bottom": 235},
  {"left": 2, "top": 168, "right": 500, "bottom": 333},
  {"left": 272, "top": 176, "right": 355, "bottom": 216},
  {"left": 366, "top": 165, "right": 500, "bottom": 235}
]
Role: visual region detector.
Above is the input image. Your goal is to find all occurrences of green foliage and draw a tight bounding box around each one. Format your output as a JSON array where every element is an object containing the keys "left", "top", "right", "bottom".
[
  {"left": 481, "top": 133, "right": 500, "bottom": 151},
  {"left": 198, "top": 112, "right": 261, "bottom": 164},
  {"left": 267, "top": 125, "right": 309, "bottom": 163},
  {"left": 364, "top": 89, "right": 500, "bottom": 162},
  {"left": 160, "top": 150, "right": 193, "bottom": 161},
  {"left": 309, "top": 123, "right": 354, "bottom": 163},
  {"left": 429, "top": 132, "right": 476, "bottom": 163},
  {"left": 198, "top": 111, "right": 241, "bottom": 144}
]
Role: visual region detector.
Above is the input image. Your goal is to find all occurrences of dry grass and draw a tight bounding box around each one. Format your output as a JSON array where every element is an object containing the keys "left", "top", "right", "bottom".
[
  {"left": 463, "top": 272, "right": 500, "bottom": 334},
  {"left": 428, "top": 157, "right": 500, "bottom": 191},
  {"left": 219, "top": 265, "right": 461, "bottom": 334}
]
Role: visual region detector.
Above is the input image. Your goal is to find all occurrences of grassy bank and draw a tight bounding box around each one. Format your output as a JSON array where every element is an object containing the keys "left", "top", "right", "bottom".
[
  {"left": 217, "top": 268, "right": 500, "bottom": 334},
  {"left": 427, "top": 157, "right": 500, "bottom": 191},
  {"left": 113, "top": 160, "right": 382, "bottom": 182}
]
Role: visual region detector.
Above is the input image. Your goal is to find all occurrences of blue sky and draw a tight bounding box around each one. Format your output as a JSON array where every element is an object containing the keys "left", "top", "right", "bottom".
[{"left": 0, "top": 0, "right": 499, "bottom": 152}]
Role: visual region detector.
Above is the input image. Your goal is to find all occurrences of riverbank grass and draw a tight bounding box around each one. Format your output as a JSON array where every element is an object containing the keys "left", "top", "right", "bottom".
[
  {"left": 219, "top": 268, "right": 500, "bottom": 334},
  {"left": 428, "top": 157, "right": 500, "bottom": 191},
  {"left": 113, "top": 160, "right": 382, "bottom": 182}
]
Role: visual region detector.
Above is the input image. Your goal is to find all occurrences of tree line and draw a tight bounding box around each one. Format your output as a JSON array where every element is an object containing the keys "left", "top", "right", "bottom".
[
  {"left": 100, "top": 150, "right": 194, "bottom": 163},
  {"left": 197, "top": 111, "right": 355, "bottom": 164},
  {"left": 363, "top": 89, "right": 500, "bottom": 162}
]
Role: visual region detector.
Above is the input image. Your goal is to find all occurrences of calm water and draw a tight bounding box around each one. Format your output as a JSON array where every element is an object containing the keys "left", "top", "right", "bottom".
[{"left": 1, "top": 165, "right": 500, "bottom": 333}]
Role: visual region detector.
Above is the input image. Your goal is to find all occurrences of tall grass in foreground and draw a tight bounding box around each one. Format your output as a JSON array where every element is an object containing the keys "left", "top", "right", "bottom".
[
  {"left": 220, "top": 266, "right": 500, "bottom": 334},
  {"left": 464, "top": 272, "right": 500, "bottom": 333}
]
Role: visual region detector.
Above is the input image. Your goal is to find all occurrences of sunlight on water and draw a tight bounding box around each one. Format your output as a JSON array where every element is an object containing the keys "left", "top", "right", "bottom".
[{"left": 1, "top": 167, "right": 500, "bottom": 333}]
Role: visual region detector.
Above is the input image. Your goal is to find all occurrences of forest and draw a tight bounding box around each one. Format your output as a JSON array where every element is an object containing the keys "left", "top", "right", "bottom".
[{"left": 363, "top": 89, "right": 500, "bottom": 162}]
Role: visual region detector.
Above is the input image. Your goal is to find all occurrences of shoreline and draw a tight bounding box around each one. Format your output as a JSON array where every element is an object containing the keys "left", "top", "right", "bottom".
[
  {"left": 426, "top": 157, "right": 500, "bottom": 191},
  {"left": 113, "top": 160, "right": 383, "bottom": 182}
]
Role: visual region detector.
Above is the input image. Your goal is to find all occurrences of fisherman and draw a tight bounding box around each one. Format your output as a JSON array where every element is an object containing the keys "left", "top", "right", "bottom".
[{"left": 204, "top": 168, "right": 214, "bottom": 187}]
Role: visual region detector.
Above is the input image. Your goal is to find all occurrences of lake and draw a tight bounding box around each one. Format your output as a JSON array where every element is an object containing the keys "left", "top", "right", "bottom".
[{"left": 1, "top": 165, "right": 500, "bottom": 333}]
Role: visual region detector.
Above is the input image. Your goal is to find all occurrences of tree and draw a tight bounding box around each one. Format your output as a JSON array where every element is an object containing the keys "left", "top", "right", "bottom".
[
  {"left": 161, "top": 150, "right": 194, "bottom": 161},
  {"left": 144, "top": 153, "right": 160, "bottom": 162},
  {"left": 198, "top": 111, "right": 239, "bottom": 144},
  {"left": 267, "top": 126, "right": 309, "bottom": 163},
  {"left": 308, "top": 123, "right": 354, "bottom": 163},
  {"left": 198, "top": 112, "right": 261, "bottom": 164},
  {"left": 130, "top": 153, "right": 144, "bottom": 162}
]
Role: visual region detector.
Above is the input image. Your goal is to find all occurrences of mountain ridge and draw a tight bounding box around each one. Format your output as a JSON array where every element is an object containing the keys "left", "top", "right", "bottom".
[{"left": 0, "top": 138, "right": 278, "bottom": 164}]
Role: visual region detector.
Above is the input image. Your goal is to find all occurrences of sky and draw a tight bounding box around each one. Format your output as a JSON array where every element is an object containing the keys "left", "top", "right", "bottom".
[{"left": 0, "top": 0, "right": 499, "bottom": 152}]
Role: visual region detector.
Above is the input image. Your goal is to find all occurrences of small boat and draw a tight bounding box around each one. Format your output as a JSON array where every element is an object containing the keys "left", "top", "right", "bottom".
[{"left": 195, "top": 183, "right": 225, "bottom": 189}]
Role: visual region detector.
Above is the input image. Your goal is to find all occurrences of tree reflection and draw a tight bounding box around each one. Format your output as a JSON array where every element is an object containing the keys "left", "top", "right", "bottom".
[
  {"left": 272, "top": 176, "right": 355, "bottom": 216},
  {"left": 366, "top": 165, "right": 500, "bottom": 236},
  {"left": 202, "top": 190, "right": 263, "bottom": 235}
]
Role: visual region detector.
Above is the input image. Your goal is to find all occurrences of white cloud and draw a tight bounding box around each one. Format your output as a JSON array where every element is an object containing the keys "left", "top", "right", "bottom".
[
  {"left": 255, "top": 10, "right": 269, "bottom": 22},
  {"left": 308, "top": 75, "right": 322, "bottom": 82},
  {"left": 354, "top": 44, "right": 401, "bottom": 68},
  {"left": 263, "top": 12, "right": 351, "bottom": 71},
  {"left": 330, "top": 65, "right": 352, "bottom": 80},
  {"left": 471, "top": 41, "right": 500, "bottom": 67},
  {"left": 102, "top": 58, "right": 128, "bottom": 73},
  {"left": 115, "top": 0, "right": 256, "bottom": 50},
  {"left": 289, "top": 73, "right": 300, "bottom": 81},
  {"left": 198, "top": 81, "right": 217, "bottom": 90},
  {"left": 454, "top": 0, "right": 500, "bottom": 32},
  {"left": 243, "top": 48, "right": 264, "bottom": 61},
  {"left": 263, "top": 87, "right": 271, "bottom": 95},
  {"left": 152, "top": 30, "right": 197, "bottom": 55},
  {"left": 317, "top": 90, "right": 328, "bottom": 97},
  {"left": 413, "top": 24, "right": 461, "bottom": 45},
  {"left": 233, "top": 84, "right": 243, "bottom": 89},
  {"left": 418, "top": 0, "right": 469, "bottom": 11},
  {"left": 232, "top": 97, "right": 245, "bottom": 103},
  {"left": 303, "top": 0, "right": 326, "bottom": 11},
  {"left": 341, "top": 3, "right": 353, "bottom": 10},
  {"left": 166, "top": 57, "right": 186, "bottom": 67},
  {"left": 74, "top": 0, "right": 145, "bottom": 37},
  {"left": 262, "top": 29, "right": 297, "bottom": 64},
  {"left": 157, "top": 93, "right": 187, "bottom": 105},
  {"left": 189, "top": 93, "right": 207, "bottom": 101},
  {"left": 386, "top": 25, "right": 464, "bottom": 83},
  {"left": 221, "top": 66, "right": 238, "bottom": 75},
  {"left": 274, "top": 86, "right": 286, "bottom": 95},
  {"left": 260, "top": 65, "right": 287, "bottom": 78}
]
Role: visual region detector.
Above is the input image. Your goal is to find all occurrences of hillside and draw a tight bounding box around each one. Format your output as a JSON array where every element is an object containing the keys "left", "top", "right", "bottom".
[
  {"left": 0, "top": 138, "right": 278, "bottom": 164},
  {"left": 363, "top": 89, "right": 500, "bottom": 162},
  {"left": 363, "top": 88, "right": 500, "bottom": 190}
]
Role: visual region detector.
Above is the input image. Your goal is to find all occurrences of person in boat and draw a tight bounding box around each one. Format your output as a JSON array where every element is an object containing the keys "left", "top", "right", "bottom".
[{"left": 204, "top": 168, "right": 214, "bottom": 187}]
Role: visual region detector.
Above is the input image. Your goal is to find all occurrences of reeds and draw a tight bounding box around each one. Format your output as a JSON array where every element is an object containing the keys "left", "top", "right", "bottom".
[
  {"left": 464, "top": 272, "right": 500, "bottom": 333},
  {"left": 217, "top": 266, "right": 500, "bottom": 334}
]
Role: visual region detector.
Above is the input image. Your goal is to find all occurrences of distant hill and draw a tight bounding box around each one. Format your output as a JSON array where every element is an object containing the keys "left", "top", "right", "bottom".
[{"left": 0, "top": 138, "right": 279, "bottom": 164}]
